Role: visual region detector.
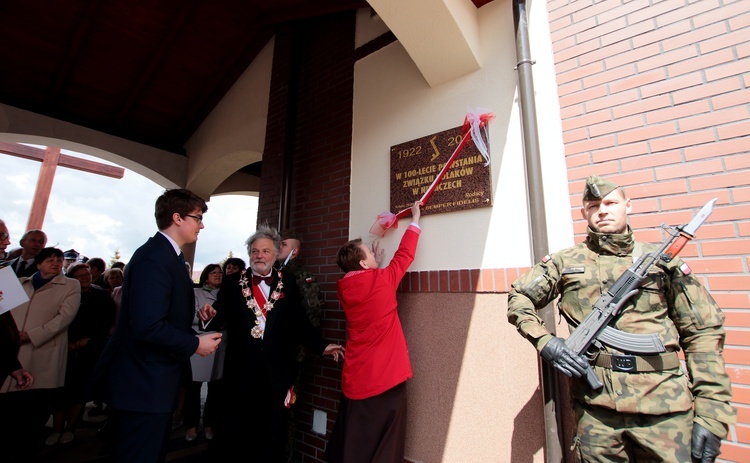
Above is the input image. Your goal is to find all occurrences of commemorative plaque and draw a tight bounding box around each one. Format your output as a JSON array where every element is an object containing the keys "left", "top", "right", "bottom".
[{"left": 389, "top": 125, "right": 492, "bottom": 216}]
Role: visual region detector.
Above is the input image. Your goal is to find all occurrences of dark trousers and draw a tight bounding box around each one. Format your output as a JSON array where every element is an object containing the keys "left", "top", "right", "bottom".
[
  {"left": 212, "top": 375, "right": 289, "bottom": 462},
  {"left": 110, "top": 408, "right": 172, "bottom": 463},
  {"left": 325, "top": 381, "right": 408, "bottom": 463},
  {"left": 184, "top": 379, "right": 222, "bottom": 429},
  {"left": 0, "top": 388, "right": 59, "bottom": 458}
]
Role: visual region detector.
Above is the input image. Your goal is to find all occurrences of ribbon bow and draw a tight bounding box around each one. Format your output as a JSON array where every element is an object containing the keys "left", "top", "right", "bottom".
[{"left": 252, "top": 274, "right": 274, "bottom": 286}]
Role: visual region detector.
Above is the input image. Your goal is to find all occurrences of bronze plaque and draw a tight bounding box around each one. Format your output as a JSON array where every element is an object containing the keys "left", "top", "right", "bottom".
[{"left": 390, "top": 125, "right": 492, "bottom": 216}]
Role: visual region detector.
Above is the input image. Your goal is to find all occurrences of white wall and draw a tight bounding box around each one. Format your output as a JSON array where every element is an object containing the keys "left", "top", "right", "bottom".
[
  {"left": 0, "top": 104, "right": 185, "bottom": 188},
  {"left": 184, "top": 39, "right": 274, "bottom": 199},
  {"left": 351, "top": 0, "right": 573, "bottom": 272}
]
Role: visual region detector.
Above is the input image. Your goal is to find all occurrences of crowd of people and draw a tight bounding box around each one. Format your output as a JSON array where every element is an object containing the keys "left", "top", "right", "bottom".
[
  {"left": 0, "top": 224, "right": 137, "bottom": 452},
  {"left": 0, "top": 208, "right": 259, "bottom": 460},
  {"left": 0, "top": 188, "right": 349, "bottom": 463},
  {"left": 0, "top": 177, "right": 736, "bottom": 463}
]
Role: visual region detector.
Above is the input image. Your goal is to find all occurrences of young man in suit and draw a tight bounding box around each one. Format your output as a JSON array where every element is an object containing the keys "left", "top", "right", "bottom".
[
  {"left": 91, "top": 188, "right": 222, "bottom": 463},
  {"left": 199, "top": 224, "right": 344, "bottom": 461}
]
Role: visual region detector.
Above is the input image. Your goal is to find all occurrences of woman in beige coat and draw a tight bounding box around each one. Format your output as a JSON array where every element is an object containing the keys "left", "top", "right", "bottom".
[{"left": 0, "top": 247, "right": 80, "bottom": 454}]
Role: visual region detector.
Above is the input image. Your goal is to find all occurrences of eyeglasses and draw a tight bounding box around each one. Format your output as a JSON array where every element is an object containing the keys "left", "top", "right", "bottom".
[
  {"left": 0, "top": 232, "right": 8, "bottom": 241},
  {"left": 208, "top": 270, "right": 223, "bottom": 276},
  {"left": 184, "top": 214, "right": 203, "bottom": 224}
]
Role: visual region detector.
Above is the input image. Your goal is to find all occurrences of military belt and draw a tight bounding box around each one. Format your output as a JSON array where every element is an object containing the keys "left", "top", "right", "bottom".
[{"left": 594, "top": 352, "right": 680, "bottom": 373}]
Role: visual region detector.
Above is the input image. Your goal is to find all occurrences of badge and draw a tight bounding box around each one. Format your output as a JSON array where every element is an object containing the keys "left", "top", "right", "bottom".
[{"left": 562, "top": 267, "right": 585, "bottom": 275}]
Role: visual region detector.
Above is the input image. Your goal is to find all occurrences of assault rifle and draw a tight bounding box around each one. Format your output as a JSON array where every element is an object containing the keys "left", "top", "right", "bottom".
[{"left": 566, "top": 198, "right": 717, "bottom": 390}]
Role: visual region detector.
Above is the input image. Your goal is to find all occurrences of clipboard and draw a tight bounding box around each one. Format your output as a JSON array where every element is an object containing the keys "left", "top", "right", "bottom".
[{"left": 0, "top": 265, "right": 30, "bottom": 315}]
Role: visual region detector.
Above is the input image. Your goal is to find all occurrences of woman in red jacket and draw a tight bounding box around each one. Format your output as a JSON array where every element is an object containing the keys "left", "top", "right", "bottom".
[{"left": 326, "top": 201, "right": 421, "bottom": 463}]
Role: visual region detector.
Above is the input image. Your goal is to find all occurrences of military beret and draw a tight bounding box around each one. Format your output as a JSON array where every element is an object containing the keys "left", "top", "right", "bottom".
[
  {"left": 280, "top": 229, "right": 302, "bottom": 243},
  {"left": 582, "top": 175, "right": 619, "bottom": 202}
]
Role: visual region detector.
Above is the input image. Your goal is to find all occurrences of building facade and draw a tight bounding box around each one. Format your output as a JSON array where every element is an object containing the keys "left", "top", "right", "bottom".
[{"left": 1, "top": 1, "right": 747, "bottom": 462}]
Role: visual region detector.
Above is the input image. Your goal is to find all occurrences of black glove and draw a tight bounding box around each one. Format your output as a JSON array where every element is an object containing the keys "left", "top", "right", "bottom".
[
  {"left": 691, "top": 422, "right": 722, "bottom": 463},
  {"left": 540, "top": 336, "right": 589, "bottom": 378}
]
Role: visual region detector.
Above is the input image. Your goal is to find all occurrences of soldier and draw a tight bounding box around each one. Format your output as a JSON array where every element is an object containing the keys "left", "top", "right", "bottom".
[
  {"left": 507, "top": 175, "right": 735, "bottom": 462},
  {"left": 276, "top": 229, "right": 323, "bottom": 462},
  {"left": 277, "top": 229, "right": 322, "bottom": 329}
]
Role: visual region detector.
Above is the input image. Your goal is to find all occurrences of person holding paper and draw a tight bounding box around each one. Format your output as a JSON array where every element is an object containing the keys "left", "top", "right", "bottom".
[
  {"left": 0, "top": 220, "right": 9, "bottom": 263},
  {"left": 0, "top": 221, "right": 9, "bottom": 263},
  {"left": 0, "top": 219, "right": 34, "bottom": 389},
  {"left": 0, "top": 311, "right": 34, "bottom": 389}
]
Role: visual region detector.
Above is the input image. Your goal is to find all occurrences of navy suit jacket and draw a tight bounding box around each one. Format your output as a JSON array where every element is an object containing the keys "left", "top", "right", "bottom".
[
  {"left": 7, "top": 257, "right": 37, "bottom": 278},
  {"left": 91, "top": 232, "right": 198, "bottom": 413}
]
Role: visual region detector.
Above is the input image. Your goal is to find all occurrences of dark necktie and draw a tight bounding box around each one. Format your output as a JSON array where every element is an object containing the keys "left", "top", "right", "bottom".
[
  {"left": 252, "top": 275, "right": 273, "bottom": 286},
  {"left": 17, "top": 260, "right": 27, "bottom": 274},
  {"left": 178, "top": 252, "right": 186, "bottom": 266}
]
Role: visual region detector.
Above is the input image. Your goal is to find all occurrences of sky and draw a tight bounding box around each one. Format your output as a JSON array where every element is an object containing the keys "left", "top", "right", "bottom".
[{"left": 0, "top": 146, "right": 259, "bottom": 273}]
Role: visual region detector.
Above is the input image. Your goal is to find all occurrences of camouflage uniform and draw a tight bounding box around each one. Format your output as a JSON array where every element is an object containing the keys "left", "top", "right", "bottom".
[
  {"left": 507, "top": 227, "right": 736, "bottom": 461},
  {"left": 281, "top": 259, "right": 322, "bottom": 329}
]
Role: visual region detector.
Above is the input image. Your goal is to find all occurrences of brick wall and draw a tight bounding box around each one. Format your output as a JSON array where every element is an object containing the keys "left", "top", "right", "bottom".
[
  {"left": 547, "top": 1, "right": 750, "bottom": 461},
  {"left": 258, "top": 12, "right": 357, "bottom": 462}
]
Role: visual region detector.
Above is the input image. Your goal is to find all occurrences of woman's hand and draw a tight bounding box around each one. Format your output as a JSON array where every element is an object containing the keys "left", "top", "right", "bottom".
[
  {"left": 11, "top": 368, "right": 33, "bottom": 389},
  {"left": 324, "top": 344, "right": 345, "bottom": 362},
  {"left": 411, "top": 200, "right": 422, "bottom": 224},
  {"left": 372, "top": 241, "right": 384, "bottom": 266}
]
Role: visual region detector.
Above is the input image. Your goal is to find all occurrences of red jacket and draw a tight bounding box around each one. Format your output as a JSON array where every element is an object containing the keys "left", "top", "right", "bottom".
[{"left": 336, "top": 225, "right": 420, "bottom": 399}]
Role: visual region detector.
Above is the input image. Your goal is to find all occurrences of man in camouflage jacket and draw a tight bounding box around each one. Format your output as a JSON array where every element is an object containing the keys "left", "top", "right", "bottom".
[
  {"left": 276, "top": 229, "right": 324, "bottom": 462},
  {"left": 507, "top": 175, "right": 735, "bottom": 462},
  {"left": 277, "top": 230, "right": 322, "bottom": 330}
]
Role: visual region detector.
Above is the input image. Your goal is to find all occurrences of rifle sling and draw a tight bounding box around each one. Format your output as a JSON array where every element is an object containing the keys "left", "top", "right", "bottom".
[{"left": 594, "top": 352, "right": 679, "bottom": 373}]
